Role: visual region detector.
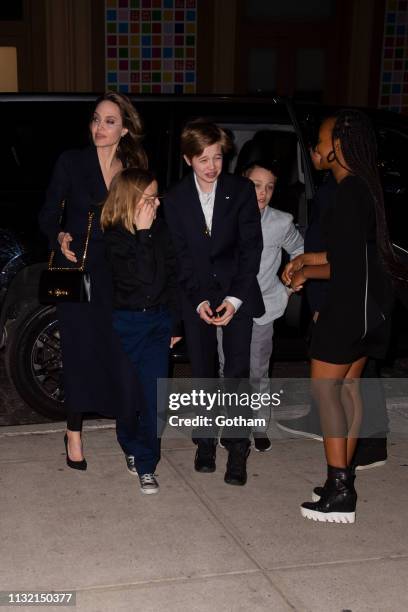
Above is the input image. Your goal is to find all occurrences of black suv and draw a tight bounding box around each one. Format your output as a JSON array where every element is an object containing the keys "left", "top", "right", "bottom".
[{"left": 1, "top": 94, "right": 407, "bottom": 420}]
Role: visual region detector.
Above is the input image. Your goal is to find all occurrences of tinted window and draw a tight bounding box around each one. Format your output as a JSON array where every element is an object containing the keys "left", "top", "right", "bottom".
[
  {"left": 296, "top": 106, "right": 408, "bottom": 250},
  {"left": 169, "top": 100, "right": 294, "bottom": 180},
  {"left": 377, "top": 127, "right": 408, "bottom": 250},
  {"left": 168, "top": 101, "right": 307, "bottom": 223},
  {"left": 2, "top": 101, "right": 93, "bottom": 189}
]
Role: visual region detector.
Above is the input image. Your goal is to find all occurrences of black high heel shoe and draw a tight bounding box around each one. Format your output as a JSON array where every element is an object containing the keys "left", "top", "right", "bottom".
[{"left": 64, "top": 434, "right": 87, "bottom": 471}]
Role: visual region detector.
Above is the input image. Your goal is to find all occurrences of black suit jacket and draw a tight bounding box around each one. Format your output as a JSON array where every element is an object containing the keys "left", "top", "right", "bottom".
[{"left": 164, "top": 172, "right": 265, "bottom": 318}]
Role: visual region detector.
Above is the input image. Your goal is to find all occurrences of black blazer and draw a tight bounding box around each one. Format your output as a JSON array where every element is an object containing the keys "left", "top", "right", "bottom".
[
  {"left": 164, "top": 172, "right": 265, "bottom": 318},
  {"left": 39, "top": 146, "right": 107, "bottom": 269}
]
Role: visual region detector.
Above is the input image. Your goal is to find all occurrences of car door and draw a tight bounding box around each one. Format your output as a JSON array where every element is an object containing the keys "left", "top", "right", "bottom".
[{"left": 375, "top": 121, "right": 408, "bottom": 355}]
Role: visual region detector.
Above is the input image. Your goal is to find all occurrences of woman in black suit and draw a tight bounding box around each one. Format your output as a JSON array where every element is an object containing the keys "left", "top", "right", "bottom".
[
  {"left": 39, "top": 92, "right": 147, "bottom": 469},
  {"left": 282, "top": 110, "right": 407, "bottom": 523}
]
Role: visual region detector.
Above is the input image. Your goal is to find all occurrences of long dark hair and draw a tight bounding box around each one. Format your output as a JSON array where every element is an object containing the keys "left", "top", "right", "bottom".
[
  {"left": 93, "top": 92, "right": 148, "bottom": 170},
  {"left": 331, "top": 109, "right": 408, "bottom": 283}
]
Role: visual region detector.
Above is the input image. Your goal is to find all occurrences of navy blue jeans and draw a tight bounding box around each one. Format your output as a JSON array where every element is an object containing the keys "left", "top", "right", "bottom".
[{"left": 113, "top": 307, "right": 172, "bottom": 474}]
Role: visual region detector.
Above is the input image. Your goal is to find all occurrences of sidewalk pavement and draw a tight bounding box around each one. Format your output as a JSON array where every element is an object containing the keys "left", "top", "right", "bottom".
[{"left": 1, "top": 421, "right": 408, "bottom": 612}]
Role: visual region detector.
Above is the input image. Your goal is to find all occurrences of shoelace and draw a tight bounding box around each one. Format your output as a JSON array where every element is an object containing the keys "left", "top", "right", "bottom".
[
  {"left": 127, "top": 456, "right": 136, "bottom": 467},
  {"left": 140, "top": 474, "right": 156, "bottom": 485}
]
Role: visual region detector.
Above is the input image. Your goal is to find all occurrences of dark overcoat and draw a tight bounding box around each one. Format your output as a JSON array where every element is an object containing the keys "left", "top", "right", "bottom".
[{"left": 39, "top": 145, "right": 138, "bottom": 418}]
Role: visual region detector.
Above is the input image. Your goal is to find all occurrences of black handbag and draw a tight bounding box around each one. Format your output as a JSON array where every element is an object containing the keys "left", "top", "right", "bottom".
[{"left": 38, "top": 211, "right": 94, "bottom": 304}]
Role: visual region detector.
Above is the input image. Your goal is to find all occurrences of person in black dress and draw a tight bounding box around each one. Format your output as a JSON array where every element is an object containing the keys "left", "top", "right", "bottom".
[
  {"left": 39, "top": 92, "right": 147, "bottom": 470},
  {"left": 282, "top": 110, "right": 407, "bottom": 523},
  {"left": 102, "top": 168, "right": 181, "bottom": 494},
  {"left": 279, "top": 145, "right": 389, "bottom": 468}
]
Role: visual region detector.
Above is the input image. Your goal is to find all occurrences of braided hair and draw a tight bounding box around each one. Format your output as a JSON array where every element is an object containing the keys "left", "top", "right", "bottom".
[{"left": 331, "top": 109, "right": 408, "bottom": 283}]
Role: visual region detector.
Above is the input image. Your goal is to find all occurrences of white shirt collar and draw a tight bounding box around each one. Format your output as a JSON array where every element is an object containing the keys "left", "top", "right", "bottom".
[{"left": 193, "top": 173, "right": 217, "bottom": 199}]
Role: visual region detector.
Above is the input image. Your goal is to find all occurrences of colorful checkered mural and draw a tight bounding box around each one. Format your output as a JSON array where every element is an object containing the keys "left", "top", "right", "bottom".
[
  {"left": 379, "top": 0, "right": 408, "bottom": 114},
  {"left": 105, "top": 0, "right": 197, "bottom": 94}
]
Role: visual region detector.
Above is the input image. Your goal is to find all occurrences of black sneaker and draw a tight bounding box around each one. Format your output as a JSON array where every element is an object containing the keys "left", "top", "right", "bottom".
[
  {"left": 126, "top": 454, "right": 138, "bottom": 475},
  {"left": 276, "top": 414, "right": 323, "bottom": 441},
  {"left": 352, "top": 437, "right": 387, "bottom": 471},
  {"left": 253, "top": 435, "right": 272, "bottom": 452},
  {"left": 224, "top": 442, "right": 250, "bottom": 486},
  {"left": 139, "top": 473, "right": 159, "bottom": 494},
  {"left": 194, "top": 445, "right": 216, "bottom": 473}
]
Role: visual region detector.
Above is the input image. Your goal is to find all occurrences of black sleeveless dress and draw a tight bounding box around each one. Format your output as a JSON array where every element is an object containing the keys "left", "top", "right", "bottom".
[{"left": 310, "top": 175, "right": 393, "bottom": 364}]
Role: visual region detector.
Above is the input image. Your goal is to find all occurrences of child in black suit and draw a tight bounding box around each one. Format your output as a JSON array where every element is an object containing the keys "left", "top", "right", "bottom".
[{"left": 164, "top": 120, "right": 264, "bottom": 486}]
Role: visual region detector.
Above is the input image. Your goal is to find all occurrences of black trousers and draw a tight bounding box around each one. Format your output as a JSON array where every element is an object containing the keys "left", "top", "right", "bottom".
[
  {"left": 67, "top": 411, "right": 83, "bottom": 432},
  {"left": 183, "top": 306, "right": 253, "bottom": 450}
]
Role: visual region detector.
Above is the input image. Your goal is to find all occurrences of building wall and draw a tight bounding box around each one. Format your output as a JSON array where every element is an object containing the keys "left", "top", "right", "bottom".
[
  {"left": 202, "top": 0, "right": 384, "bottom": 107},
  {"left": 1, "top": 0, "right": 407, "bottom": 116},
  {"left": 378, "top": 0, "right": 408, "bottom": 113},
  {"left": 45, "top": 0, "right": 93, "bottom": 92},
  {"left": 0, "top": 0, "right": 48, "bottom": 91},
  {"left": 105, "top": 0, "right": 197, "bottom": 94}
]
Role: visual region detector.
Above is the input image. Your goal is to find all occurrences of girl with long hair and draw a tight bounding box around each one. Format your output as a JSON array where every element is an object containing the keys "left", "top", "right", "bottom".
[
  {"left": 282, "top": 109, "right": 407, "bottom": 523},
  {"left": 102, "top": 168, "right": 181, "bottom": 494}
]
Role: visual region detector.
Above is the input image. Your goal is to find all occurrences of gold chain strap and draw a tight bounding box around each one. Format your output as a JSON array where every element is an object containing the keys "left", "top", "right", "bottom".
[{"left": 48, "top": 211, "right": 95, "bottom": 272}]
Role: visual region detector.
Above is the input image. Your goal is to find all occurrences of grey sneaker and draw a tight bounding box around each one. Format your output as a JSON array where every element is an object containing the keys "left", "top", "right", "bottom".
[
  {"left": 125, "top": 455, "right": 138, "bottom": 475},
  {"left": 139, "top": 473, "right": 159, "bottom": 494}
]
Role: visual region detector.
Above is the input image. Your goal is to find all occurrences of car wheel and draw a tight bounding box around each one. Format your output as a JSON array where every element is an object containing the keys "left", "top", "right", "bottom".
[{"left": 5, "top": 305, "right": 66, "bottom": 420}]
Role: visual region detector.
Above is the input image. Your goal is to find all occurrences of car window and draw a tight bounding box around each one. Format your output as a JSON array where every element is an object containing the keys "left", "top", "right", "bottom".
[
  {"left": 170, "top": 102, "right": 306, "bottom": 224},
  {"left": 377, "top": 127, "right": 408, "bottom": 251},
  {"left": 131, "top": 101, "right": 171, "bottom": 190},
  {"left": 0, "top": 99, "right": 171, "bottom": 240},
  {"left": 0, "top": 101, "right": 94, "bottom": 243},
  {"left": 1, "top": 101, "right": 93, "bottom": 190},
  {"left": 377, "top": 127, "right": 408, "bottom": 188}
]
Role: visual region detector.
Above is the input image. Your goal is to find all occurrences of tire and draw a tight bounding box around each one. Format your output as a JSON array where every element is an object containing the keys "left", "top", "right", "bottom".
[{"left": 5, "top": 305, "right": 66, "bottom": 420}]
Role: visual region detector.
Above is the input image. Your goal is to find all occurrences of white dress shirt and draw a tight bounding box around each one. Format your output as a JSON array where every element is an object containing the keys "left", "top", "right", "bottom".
[
  {"left": 194, "top": 173, "right": 216, "bottom": 235},
  {"left": 193, "top": 173, "right": 242, "bottom": 313}
]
